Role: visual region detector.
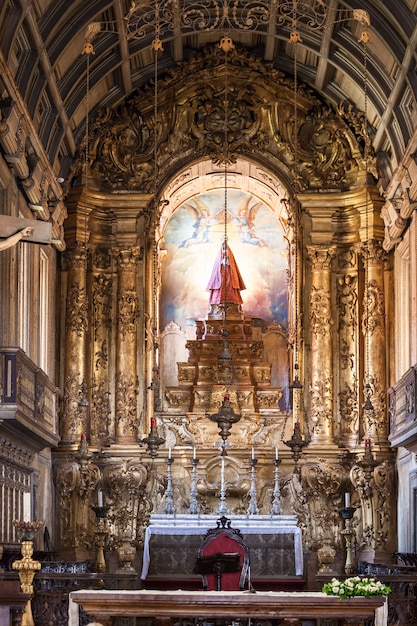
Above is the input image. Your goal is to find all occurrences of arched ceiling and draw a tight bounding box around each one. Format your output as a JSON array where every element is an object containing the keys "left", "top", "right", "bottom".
[{"left": 1, "top": 0, "right": 417, "bottom": 191}]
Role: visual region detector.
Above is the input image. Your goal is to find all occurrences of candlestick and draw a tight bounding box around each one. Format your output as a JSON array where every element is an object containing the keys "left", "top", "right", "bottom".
[
  {"left": 217, "top": 455, "right": 229, "bottom": 515},
  {"left": 188, "top": 457, "right": 200, "bottom": 514},
  {"left": 271, "top": 458, "right": 282, "bottom": 516},
  {"left": 221, "top": 456, "right": 225, "bottom": 492},
  {"left": 164, "top": 457, "right": 176, "bottom": 515},
  {"left": 247, "top": 457, "right": 259, "bottom": 515}
]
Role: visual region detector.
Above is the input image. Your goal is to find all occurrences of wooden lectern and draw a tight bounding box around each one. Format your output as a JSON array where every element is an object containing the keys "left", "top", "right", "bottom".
[{"left": 194, "top": 552, "right": 241, "bottom": 591}]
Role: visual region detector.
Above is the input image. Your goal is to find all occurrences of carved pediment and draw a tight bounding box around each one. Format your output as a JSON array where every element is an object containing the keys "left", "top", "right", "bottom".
[{"left": 77, "top": 47, "right": 367, "bottom": 193}]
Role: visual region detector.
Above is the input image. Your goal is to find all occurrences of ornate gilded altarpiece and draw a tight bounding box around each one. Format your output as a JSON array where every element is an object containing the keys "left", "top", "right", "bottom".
[{"left": 55, "top": 47, "right": 395, "bottom": 581}]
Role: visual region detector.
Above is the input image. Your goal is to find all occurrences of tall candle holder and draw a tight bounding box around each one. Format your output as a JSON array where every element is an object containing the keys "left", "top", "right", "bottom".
[
  {"left": 339, "top": 506, "right": 357, "bottom": 575},
  {"left": 271, "top": 458, "right": 282, "bottom": 516},
  {"left": 91, "top": 505, "right": 110, "bottom": 573},
  {"left": 188, "top": 457, "right": 200, "bottom": 515},
  {"left": 217, "top": 455, "right": 229, "bottom": 515},
  {"left": 246, "top": 457, "right": 259, "bottom": 515},
  {"left": 12, "top": 520, "right": 43, "bottom": 626},
  {"left": 164, "top": 457, "right": 176, "bottom": 514}
]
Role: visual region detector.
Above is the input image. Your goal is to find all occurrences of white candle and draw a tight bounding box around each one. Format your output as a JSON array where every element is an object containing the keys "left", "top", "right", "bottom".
[
  {"left": 98, "top": 489, "right": 103, "bottom": 507},
  {"left": 193, "top": 447, "right": 196, "bottom": 460},
  {"left": 275, "top": 447, "right": 278, "bottom": 460},
  {"left": 221, "top": 456, "right": 225, "bottom": 491},
  {"left": 168, "top": 446, "right": 172, "bottom": 459},
  {"left": 251, "top": 447, "right": 255, "bottom": 460},
  {"left": 344, "top": 492, "right": 350, "bottom": 508}
]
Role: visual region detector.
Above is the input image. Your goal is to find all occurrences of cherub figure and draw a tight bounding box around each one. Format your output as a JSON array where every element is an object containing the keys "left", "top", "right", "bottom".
[
  {"left": 179, "top": 198, "right": 223, "bottom": 248},
  {"left": 232, "top": 196, "right": 266, "bottom": 246}
]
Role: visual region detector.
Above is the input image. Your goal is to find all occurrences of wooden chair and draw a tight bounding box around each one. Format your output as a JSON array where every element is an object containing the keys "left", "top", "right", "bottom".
[{"left": 194, "top": 516, "right": 249, "bottom": 591}]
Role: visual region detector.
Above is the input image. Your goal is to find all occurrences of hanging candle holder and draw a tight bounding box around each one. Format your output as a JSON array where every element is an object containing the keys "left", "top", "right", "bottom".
[
  {"left": 141, "top": 417, "right": 165, "bottom": 458},
  {"left": 284, "top": 422, "right": 307, "bottom": 466}
]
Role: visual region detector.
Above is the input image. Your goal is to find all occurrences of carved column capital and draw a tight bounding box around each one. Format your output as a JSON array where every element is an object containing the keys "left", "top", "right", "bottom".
[{"left": 307, "top": 244, "right": 337, "bottom": 270}]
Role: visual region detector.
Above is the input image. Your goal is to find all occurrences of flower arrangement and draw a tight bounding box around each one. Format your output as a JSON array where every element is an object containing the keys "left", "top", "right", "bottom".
[{"left": 322, "top": 576, "right": 391, "bottom": 599}]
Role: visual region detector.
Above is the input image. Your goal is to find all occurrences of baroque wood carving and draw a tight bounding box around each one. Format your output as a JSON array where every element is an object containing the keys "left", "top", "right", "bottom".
[{"left": 75, "top": 48, "right": 367, "bottom": 194}]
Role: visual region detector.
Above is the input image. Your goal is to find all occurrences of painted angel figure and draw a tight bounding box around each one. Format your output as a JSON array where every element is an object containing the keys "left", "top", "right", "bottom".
[
  {"left": 179, "top": 198, "right": 223, "bottom": 248},
  {"left": 232, "top": 196, "right": 266, "bottom": 246}
]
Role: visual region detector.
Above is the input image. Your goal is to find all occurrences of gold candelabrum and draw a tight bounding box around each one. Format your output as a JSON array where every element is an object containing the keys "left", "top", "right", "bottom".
[{"left": 12, "top": 520, "right": 43, "bottom": 626}]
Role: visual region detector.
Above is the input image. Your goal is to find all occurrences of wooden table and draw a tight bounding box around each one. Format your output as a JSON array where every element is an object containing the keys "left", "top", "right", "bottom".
[{"left": 70, "top": 588, "right": 388, "bottom": 626}]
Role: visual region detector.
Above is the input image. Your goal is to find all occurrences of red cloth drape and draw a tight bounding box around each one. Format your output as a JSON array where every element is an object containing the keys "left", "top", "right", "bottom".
[{"left": 206, "top": 243, "right": 246, "bottom": 304}]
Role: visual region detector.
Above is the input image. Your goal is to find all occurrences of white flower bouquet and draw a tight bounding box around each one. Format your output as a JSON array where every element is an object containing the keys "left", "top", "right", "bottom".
[{"left": 322, "top": 576, "right": 391, "bottom": 599}]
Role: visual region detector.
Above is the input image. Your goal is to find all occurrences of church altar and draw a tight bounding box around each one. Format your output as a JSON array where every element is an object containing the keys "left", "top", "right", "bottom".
[
  {"left": 140, "top": 514, "right": 303, "bottom": 581},
  {"left": 69, "top": 588, "right": 388, "bottom": 626}
]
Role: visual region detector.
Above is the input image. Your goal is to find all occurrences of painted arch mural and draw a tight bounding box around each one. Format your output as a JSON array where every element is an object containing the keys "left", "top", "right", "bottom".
[{"left": 160, "top": 188, "right": 289, "bottom": 332}]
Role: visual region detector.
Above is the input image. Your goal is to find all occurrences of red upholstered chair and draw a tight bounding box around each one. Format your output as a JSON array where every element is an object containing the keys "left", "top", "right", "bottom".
[{"left": 194, "top": 516, "right": 249, "bottom": 591}]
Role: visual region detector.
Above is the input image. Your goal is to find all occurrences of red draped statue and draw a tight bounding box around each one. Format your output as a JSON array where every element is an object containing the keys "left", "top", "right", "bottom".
[{"left": 206, "top": 242, "right": 246, "bottom": 304}]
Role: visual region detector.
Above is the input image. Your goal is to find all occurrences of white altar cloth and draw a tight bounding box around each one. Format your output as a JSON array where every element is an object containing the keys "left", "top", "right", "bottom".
[{"left": 140, "top": 514, "right": 303, "bottom": 579}]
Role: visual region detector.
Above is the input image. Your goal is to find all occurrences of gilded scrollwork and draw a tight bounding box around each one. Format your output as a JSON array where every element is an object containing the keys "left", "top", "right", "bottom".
[
  {"left": 337, "top": 274, "right": 357, "bottom": 341},
  {"left": 339, "top": 378, "right": 359, "bottom": 438},
  {"left": 66, "top": 281, "right": 87, "bottom": 336},
  {"left": 62, "top": 374, "right": 85, "bottom": 440},
  {"left": 102, "top": 461, "right": 148, "bottom": 545},
  {"left": 91, "top": 379, "right": 110, "bottom": 439},
  {"left": 78, "top": 47, "right": 366, "bottom": 194},
  {"left": 310, "top": 286, "right": 331, "bottom": 337},
  {"left": 310, "top": 375, "right": 333, "bottom": 436},
  {"left": 117, "top": 288, "right": 139, "bottom": 336},
  {"left": 115, "top": 372, "right": 139, "bottom": 438},
  {"left": 362, "top": 278, "right": 385, "bottom": 336},
  {"left": 92, "top": 273, "right": 112, "bottom": 340}
]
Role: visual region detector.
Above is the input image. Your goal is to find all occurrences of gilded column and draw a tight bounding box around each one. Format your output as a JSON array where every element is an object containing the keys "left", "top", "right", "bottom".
[
  {"left": 361, "top": 239, "right": 388, "bottom": 444},
  {"left": 336, "top": 249, "right": 360, "bottom": 448},
  {"left": 307, "top": 245, "right": 337, "bottom": 445},
  {"left": 90, "top": 248, "right": 113, "bottom": 446},
  {"left": 114, "top": 247, "right": 141, "bottom": 443},
  {"left": 62, "top": 243, "right": 88, "bottom": 444}
]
